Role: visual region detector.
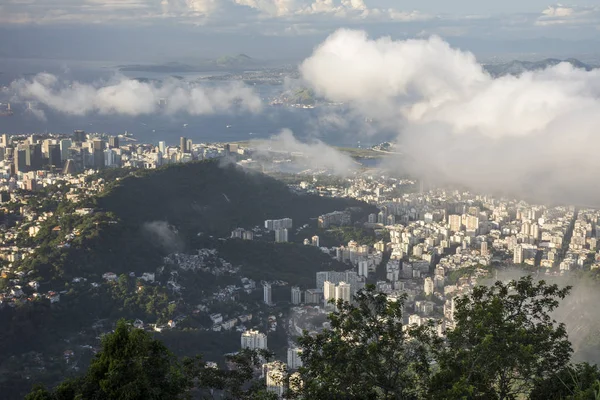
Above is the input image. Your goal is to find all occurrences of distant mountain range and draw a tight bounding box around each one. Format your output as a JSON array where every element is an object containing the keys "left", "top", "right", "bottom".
[
  {"left": 483, "top": 58, "right": 596, "bottom": 77},
  {"left": 118, "top": 54, "right": 259, "bottom": 73}
]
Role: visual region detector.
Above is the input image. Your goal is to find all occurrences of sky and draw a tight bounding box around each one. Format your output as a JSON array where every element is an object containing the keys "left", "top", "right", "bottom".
[
  {"left": 3, "top": 2, "right": 600, "bottom": 205},
  {"left": 0, "top": 1, "right": 599, "bottom": 61}
]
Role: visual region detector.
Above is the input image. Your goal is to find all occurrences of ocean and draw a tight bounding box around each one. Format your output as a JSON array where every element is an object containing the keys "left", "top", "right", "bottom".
[{"left": 0, "top": 57, "right": 394, "bottom": 147}]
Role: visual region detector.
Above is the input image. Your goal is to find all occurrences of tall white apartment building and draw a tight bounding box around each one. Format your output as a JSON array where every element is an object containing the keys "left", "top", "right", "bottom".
[
  {"left": 263, "top": 282, "right": 273, "bottom": 305},
  {"left": 241, "top": 329, "right": 267, "bottom": 350},
  {"left": 424, "top": 277, "right": 434, "bottom": 296},
  {"left": 335, "top": 282, "right": 351, "bottom": 304},
  {"left": 291, "top": 286, "right": 302, "bottom": 305},
  {"left": 287, "top": 347, "right": 303, "bottom": 370}
]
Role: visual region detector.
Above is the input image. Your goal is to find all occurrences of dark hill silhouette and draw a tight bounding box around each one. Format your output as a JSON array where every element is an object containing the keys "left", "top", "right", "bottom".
[
  {"left": 97, "top": 160, "right": 369, "bottom": 239},
  {"left": 484, "top": 58, "right": 595, "bottom": 77}
]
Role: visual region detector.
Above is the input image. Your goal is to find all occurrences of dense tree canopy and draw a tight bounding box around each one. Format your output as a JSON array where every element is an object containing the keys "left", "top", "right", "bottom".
[
  {"left": 530, "top": 362, "right": 600, "bottom": 400},
  {"left": 26, "top": 320, "right": 190, "bottom": 400},
  {"left": 292, "top": 286, "right": 436, "bottom": 399},
  {"left": 27, "top": 277, "right": 600, "bottom": 400},
  {"left": 431, "top": 277, "right": 572, "bottom": 399},
  {"left": 293, "top": 277, "right": 590, "bottom": 400},
  {"left": 25, "top": 320, "right": 276, "bottom": 400}
]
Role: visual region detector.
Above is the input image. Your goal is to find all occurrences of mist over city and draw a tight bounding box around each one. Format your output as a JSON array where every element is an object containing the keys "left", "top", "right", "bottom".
[{"left": 2, "top": 1, "right": 600, "bottom": 399}]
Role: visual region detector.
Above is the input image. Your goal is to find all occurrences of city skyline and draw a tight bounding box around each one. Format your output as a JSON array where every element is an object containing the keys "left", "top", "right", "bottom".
[{"left": 2, "top": 1, "right": 600, "bottom": 398}]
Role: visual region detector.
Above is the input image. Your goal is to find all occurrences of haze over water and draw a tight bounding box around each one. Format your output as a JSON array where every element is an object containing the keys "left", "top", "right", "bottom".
[{"left": 0, "top": 58, "right": 390, "bottom": 148}]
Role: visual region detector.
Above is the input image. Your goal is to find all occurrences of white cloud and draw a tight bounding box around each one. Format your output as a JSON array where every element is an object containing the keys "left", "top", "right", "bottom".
[
  {"left": 537, "top": 4, "right": 600, "bottom": 26},
  {"left": 253, "top": 129, "right": 357, "bottom": 175},
  {"left": 232, "top": 0, "right": 386, "bottom": 18},
  {"left": 233, "top": 0, "right": 297, "bottom": 17},
  {"left": 342, "top": 0, "right": 366, "bottom": 11},
  {"left": 142, "top": 221, "right": 184, "bottom": 253},
  {"left": 386, "top": 9, "right": 431, "bottom": 22},
  {"left": 9, "top": 73, "right": 262, "bottom": 116},
  {"left": 301, "top": 30, "right": 486, "bottom": 122},
  {"left": 299, "top": 29, "right": 600, "bottom": 205},
  {"left": 0, "top": 0, "right": 431, "bottom": 25},
  {"left": 161, "top": 0, "right": 220, "bottom": 16},
  {"left": 542, "top": 5, "right": 574, "bottom": 17}
]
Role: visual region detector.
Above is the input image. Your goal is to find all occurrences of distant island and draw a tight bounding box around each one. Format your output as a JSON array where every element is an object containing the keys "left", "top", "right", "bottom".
[
  {"left": 120, "top": 57, "right": 598, "bottom": 84},
  {"left": 483, "top": 58, "right": 596, "bottom": 77},
  {"left": 118, "top": 54, "right": 259, "bottom": 73}
]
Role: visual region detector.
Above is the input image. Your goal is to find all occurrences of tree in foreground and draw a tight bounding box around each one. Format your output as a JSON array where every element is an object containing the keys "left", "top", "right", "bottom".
[
  {"left": 291, "top": 286, "right": 437, "bottom": 400},
  {"left": 530, "top": 362, "right": 600, "bottom": 400},
  {"left": 25, "top": 320, "right": 275, "bottom": 400},
  {"left": 27, "top": 276, "right": 587, "bottom": 400},
  {"left": 190, "top": 349, "right": 278, "bottom": 400},
  {"left": 26, "top": 319, "right": 190, "bottom": 400},
  {"left": 430, "top": 276, "right": 573, "bottom": 399}
]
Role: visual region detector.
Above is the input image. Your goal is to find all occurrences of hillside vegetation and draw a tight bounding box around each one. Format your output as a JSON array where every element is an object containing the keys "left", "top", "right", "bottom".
[
  {"left": 29, "top": 278, "right": 600, "bottom": 400},
  {"left": 1, "top": 161, "right": 372, "bottom": 398},
  {"left": 98, "top": 161, "right": 366, "bottom": 238},
  {"left": 20, "top": 161, "right": 370, "bottom": 283}
]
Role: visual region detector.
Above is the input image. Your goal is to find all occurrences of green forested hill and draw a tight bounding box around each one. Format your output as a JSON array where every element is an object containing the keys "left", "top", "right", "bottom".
[
  {"left": 89, "top": 160, "right": 372, "bottom": 275},
  {"left": 97, "top": 160, "right": 368, "bottom": 238},
  {"left": 0, "top": 161, "right": 373, "bottom": 399},
  {"left": 19, "top": 161, "right": 371, "bottom": 282}
]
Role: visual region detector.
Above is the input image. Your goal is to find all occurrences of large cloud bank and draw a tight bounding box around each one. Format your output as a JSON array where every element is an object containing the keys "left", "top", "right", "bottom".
[
  {"left": 9, "top": 73, "right": 262, "bottom": 117},
  {"left": 300, "top": 29, "right": 600, "bottom": 205}
]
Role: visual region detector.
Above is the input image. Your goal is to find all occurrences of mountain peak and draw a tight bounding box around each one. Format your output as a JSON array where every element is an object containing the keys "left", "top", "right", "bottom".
[{"left": 484, "top": 58, "right": 596, "bottom": 77}]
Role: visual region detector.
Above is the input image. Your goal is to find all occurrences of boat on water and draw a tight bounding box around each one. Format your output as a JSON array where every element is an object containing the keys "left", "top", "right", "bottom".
[
  {"left": 183, "top": 123, "right": 188, "bottom": 127},
  {"left": 226, "top": 125, "right": 232, "bottom": 128}
]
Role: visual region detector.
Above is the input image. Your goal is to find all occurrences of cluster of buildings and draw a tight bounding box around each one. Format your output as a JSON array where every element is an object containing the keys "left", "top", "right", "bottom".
[
  {"left": 318, "top": 211, "right": 351, "bottom": 228},
  {"left": 290, "top": 175, "right": 600, "bottom": 338},
  {"left": 231, "top": 219, "right": 297, "bottom": 243},
  {"left": 240, "top": 329, "right": 303, "bottom": 397},
  {"left": 302, "top": 235, "right": 319, "bottom": 247},
  {"left": 268, "top": 162, "right": 600, "bottom": 379},
  {"left": 3, "top": 134, "right": 600, "bottom": 399},
  {"left": 265, "top": 218, "right": 293, "bottom": 243},
  {"left": 281, "top": 270, "right": 367, "bottom": 313},
  {"left": 0, "top": 131, "right": 244, "bottom": 193},
  {"left": 0, "top": 168, "right": 127, "bottom": 306},
  {"left": 9, "top": 131, "right": 120, "bottom": 178},
  {"left": 230, "top": 228, "right": 254, "bottom": 240}
]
